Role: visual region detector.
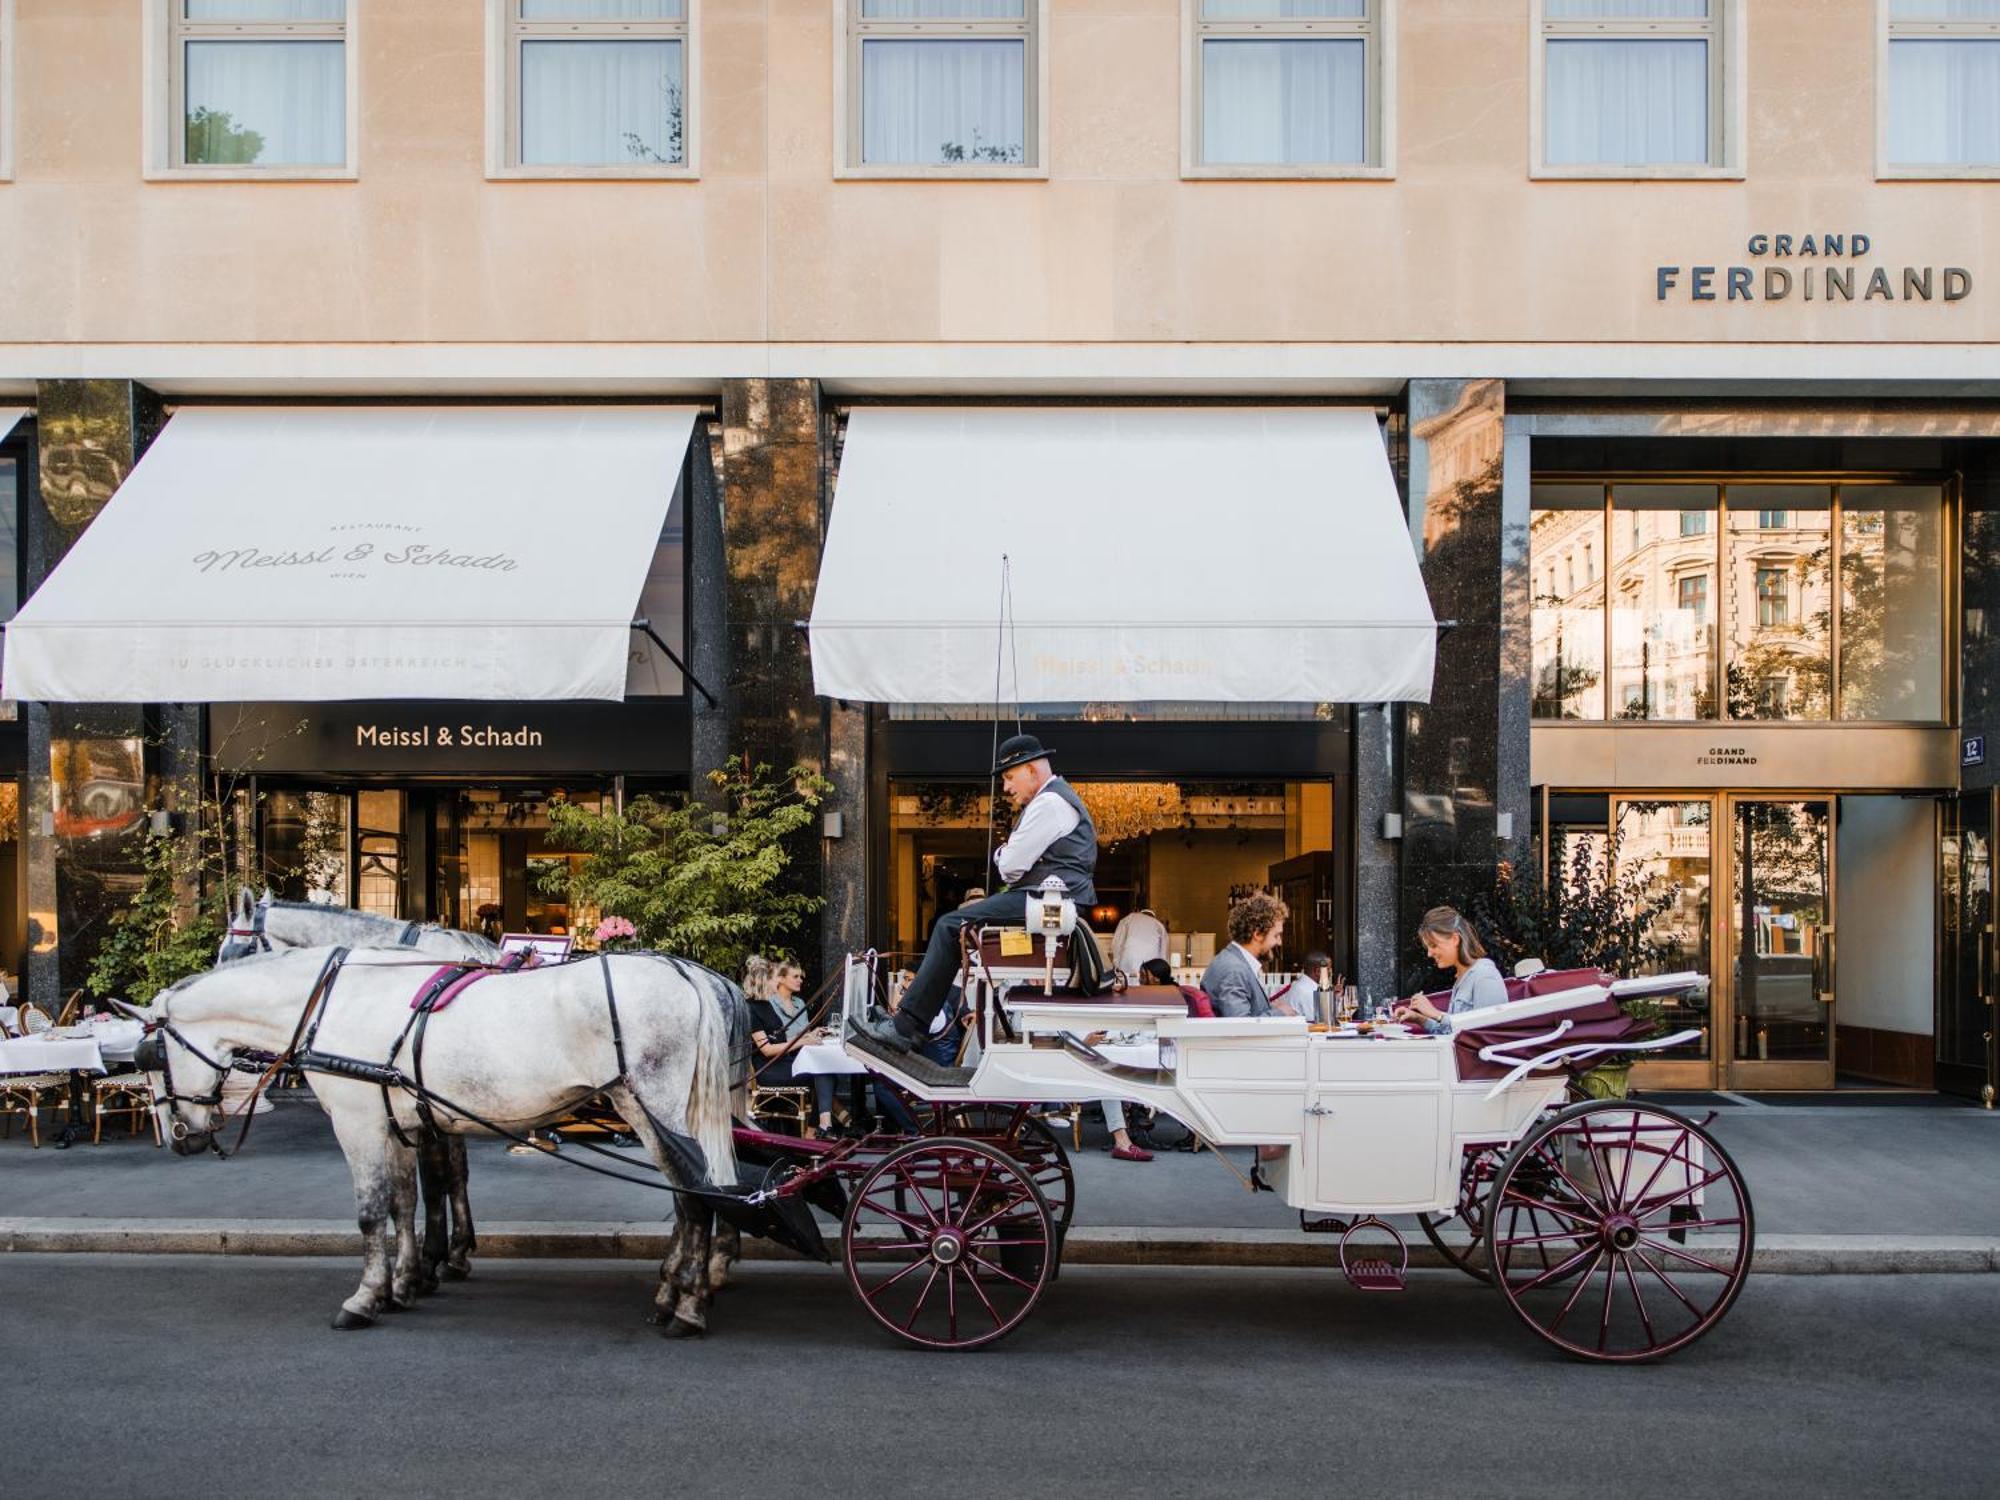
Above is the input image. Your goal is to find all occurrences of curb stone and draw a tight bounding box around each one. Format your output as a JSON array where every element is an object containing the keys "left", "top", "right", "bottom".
[{"left": 3, "top": 1219, "right": 1996, "bottom": 1273}]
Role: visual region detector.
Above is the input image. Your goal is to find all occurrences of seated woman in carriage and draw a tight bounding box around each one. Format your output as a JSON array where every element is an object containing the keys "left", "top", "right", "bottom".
[{"left": 1394, "top": 906, "right": 1508, "bottom": 1034}]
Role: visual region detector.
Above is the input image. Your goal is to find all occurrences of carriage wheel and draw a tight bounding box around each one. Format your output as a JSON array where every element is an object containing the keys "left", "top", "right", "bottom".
[
  {"left": 1485, "top": 1101, "right": 1753, "bottom": 1363},
  {"left": 842, "top": 1137, "right": 1055, "bottom": 1351},
  {"left": 939, "top": 1105, "right": 1077, "bottom": 1236},
  {"left": 1417, "top": 1147, "right": 1504, "bottom": 1282}
]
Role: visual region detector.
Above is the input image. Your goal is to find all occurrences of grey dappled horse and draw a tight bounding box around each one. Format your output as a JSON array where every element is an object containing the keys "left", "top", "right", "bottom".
[
  {"left": 216, "top": 891, "right": 751, "bottom": 1294},
  {"left": 131, "top": 946, "right": 741, "bottom": 1335}
]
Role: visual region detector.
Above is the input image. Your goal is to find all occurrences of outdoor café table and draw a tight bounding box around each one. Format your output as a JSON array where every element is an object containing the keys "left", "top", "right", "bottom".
[{"left": 0, "top": 1020, "right": 144, "bottom": 1146}]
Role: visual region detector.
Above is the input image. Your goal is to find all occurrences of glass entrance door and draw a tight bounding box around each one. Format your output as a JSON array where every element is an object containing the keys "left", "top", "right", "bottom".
[
  {"left": 1724, "top": 797, "right": 1836, "bottom": 1089},
  {"left": 1939, "top": 791, "right": 1995, "bottom": 1105}
]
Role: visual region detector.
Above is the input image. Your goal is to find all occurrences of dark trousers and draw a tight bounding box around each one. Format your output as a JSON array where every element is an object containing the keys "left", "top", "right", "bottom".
[{"left": 897, "top": 890, "right": 1025, "bottom": 1036}]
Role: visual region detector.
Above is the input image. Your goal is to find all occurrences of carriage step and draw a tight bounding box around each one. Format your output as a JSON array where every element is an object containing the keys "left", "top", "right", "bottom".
[
  {"left": 1342, "top": 1259, "right": 1406, "bottom": 1293},
  {"left": 844, "top": 1033, "right": 976, "bottom": 1089}
]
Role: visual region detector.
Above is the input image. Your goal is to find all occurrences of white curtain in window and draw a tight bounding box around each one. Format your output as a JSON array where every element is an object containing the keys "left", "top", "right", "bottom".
[
  {"left": 1890, "top": 1, "right": 2000, "bottom": 17},
  {"left": 521, "top": 40, "right": 685, "bottom": 165},
  {"left": 861, "top": 1, "right": 1023, "bottom": 16},
  {"left": 1545, "top": 38, "right": 1706, "bottom": 165},
  {"left": 1202, "top": 39, "right": 1365, "bottom": 165},
  {"left": 860, "top": 39, "right": 1025, "bottom": 165},
  {"left": 185, "top": 1, "right": 344, "bottom": 18},
  {"left": 521, "top": 0, "right": 683, "bottom": 16},
  {"left": 1545, "top": 0, "right": 1705, "bottom": 17},
  {"left": 1888, "top": 40, "right": 2000, "bottom": 165},
  {"left": 1202, "top": 1, "right": 1363, "bottom": 15},
  {"left": 184, "top": 40, "right": 345, "bottom": 166}
]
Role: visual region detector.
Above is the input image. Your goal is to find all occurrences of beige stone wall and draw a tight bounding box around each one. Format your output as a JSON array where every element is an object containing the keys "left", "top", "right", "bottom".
[{"left": 1, "top": 0, "right": 1990, "bottom": 347}]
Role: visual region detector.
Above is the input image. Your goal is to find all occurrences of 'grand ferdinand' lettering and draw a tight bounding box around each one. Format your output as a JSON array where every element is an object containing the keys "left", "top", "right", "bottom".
[{"left": 1655, "top": 232, "right": 1970, "bottom": 304}]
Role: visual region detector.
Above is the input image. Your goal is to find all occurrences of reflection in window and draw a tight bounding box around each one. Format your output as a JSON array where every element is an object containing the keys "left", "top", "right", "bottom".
[
  {"left": 1615, "top": 798, "right": 1711, "bottom": 1060},
  {"left": 1530, "top": 484, "right": 1606, "bottom": 719},
  {"left": 176, "top": 4, "right": 348, "bottom": 168},
  {"left": 1727, "top": 487, "right": 1831, "bottom": 721},
  {"left": 511, "top": 2, "right": 690, "bottom": 169},
  {"left": 1839, "top": 486, "right": 1943, "bottom": 721},
  {"left": 1610, "top": 484, "right": 1717, "bottom": 721}
]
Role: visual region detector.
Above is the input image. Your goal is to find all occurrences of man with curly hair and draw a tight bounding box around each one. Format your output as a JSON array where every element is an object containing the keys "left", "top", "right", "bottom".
[{"left": 1200, "top": 891, "right": 1295, "bottom": 1019}]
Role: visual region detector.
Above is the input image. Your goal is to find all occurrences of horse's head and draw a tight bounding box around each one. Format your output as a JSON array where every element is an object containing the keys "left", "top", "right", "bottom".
[
  {"left": 114, "top": 993, "right": 231, "bottom": 1155},
  {"left": 215, "top": 888, "right": 272, "bottom": 965}
]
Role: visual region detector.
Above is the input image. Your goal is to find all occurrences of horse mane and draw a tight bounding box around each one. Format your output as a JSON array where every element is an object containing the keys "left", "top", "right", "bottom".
[{"left": 264, "top": 899, "right": 502, "bottom": 963}]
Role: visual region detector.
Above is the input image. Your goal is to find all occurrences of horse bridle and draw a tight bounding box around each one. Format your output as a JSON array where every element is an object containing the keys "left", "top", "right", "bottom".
[
  {"left": 225, "top": 900, "right": 273, "bottom": 954},
  {"left": 141, "top": 947, "right": 352, "bottom": 1155}
]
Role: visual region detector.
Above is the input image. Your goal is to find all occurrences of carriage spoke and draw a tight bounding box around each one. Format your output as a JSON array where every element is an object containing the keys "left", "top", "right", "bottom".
[
  {"left": 1546, "top": 1249, "right": 1607, "bottom": 1336},
  {"left": 961, "top": 1250, "right": 1041, "bottom": 1292},
  {"left": 1620, "top": 1255, "right": 1658, "bottom": 1345},
  {"left": 1622, "top": 1125, "right": 1691, "bottom": 1213},
  {"left": 954, "top": 1158, "right": 996, "bottom": 1228},
  {"left": 1630, "top": 1163, "right": 1731, "bottom": 1219},
  {"left": 1577, "top": 1117, "right": 1622, "bottom": 1215},
  {"left": 856, "top": 1195, "right": 932, "bottom": 1238},
  {"left": 1596, "top": 1246, "right": 1617, "bottom": 1353},
  {"left": 1611, "top": 1116, "right": 1642, "bottom": 1211},
  {"left": 1631, "top": 1246, "right": 1707, "bottom": 1319},
  {"left": 1501, "top": 1239, "right": 1599, "bottom": 1294},
  {"left": 1539, "top": 1141, "right": 1612, "bottom": 1213},
  {"left": 865, "top": 1254, "right": 933, "bottom": 1298},
  {"left": 962, "top": 1263, "right": 1006, "bottom": 1328},
  {"left": 894, "top": 1162, "right": 944, "bottom": 1225},
  {"left": 900, "top": 1265, "right": 942, "bottom": 1332},
  {"left": 1640, "top": 1235, "right": 1735, "bottom": 1276},
  {"left": 946, "top": 1261, "right": 958, "bottom": 1343},
  {"left": 1499, "top": 1186, "right": 1597, "bottom": 1230},
  {"left": 960, "top": 1187, "right": 1034, "bottom": 1239},
  {"left": 1636, "top": 1213, "right": 1743, "bottom": 1235}
]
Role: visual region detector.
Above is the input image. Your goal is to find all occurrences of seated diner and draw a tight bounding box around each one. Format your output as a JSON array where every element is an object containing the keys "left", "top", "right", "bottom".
[{"left": 1394, "top": 906, "right": 1507, "bottom": 1035}]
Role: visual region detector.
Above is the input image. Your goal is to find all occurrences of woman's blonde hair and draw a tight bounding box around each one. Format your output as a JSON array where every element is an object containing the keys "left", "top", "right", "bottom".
[
  {"left": 1417, "top": 906, "right": 1486, "bottom": 965},
  {"left": 771, "top": 959, "right": 804, "bottom": 989},
  {"left": 741, "top": 953, "right": 771, "bottom": 1001}
]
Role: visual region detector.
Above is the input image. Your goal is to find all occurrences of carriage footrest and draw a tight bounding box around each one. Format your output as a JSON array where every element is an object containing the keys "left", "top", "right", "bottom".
[
  {"left": 844, "top": 1033, "right": 976, "bottom": 1088},
  {"left": 1343, "top": 1258, "right": 1405, "bottom": 1293}
]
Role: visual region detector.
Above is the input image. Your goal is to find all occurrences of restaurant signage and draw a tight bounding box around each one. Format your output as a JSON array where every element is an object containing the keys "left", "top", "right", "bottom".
[
  {"left": 1656, "top": 232, "right": 1970, "bottom": 304},
  {"left": 1695, "top": 744, "right": 1759, "bottom": 768},
  {"left": 211, "top": 699, "right": 690, "bottom": 778}
]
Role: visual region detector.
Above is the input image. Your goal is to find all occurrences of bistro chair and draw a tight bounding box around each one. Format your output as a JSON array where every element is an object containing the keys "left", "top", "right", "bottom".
[
  {"left": 0, "top": 1071, "right": 69, "bottom": 1147},
  {"left": 748, "top": 1081, "right": 813, "bottom": 1135},
  {"left": 20, "top": 1003, "right": 54, "bottom": 1035},
  {"left": 92, "top": 1072, "right": 162, "bottom": 1146}
]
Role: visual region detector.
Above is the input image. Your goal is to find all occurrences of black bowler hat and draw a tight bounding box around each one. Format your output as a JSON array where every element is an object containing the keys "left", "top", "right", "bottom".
[{"left": 993, "top": 733, "right": 1055, "bottom": 775}]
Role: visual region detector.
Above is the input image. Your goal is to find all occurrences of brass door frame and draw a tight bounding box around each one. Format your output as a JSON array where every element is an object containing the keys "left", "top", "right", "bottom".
[
  {"left": 1558, "top": 787, "right": 1841, "bottom": 1091},
  {"left": 1717, "top": 792, "right": 1838, "bottom": 1091}
]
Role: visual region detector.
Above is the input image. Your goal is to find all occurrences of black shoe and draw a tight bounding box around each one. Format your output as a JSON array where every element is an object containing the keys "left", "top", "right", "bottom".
[{"left": 851, "top": 1014, "right": 914, "bottom": 1053}]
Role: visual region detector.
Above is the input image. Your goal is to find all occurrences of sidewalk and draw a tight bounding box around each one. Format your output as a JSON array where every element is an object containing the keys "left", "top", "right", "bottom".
[{"left": 4, "top": 1090, "right": 1996, "bottom": 1271}]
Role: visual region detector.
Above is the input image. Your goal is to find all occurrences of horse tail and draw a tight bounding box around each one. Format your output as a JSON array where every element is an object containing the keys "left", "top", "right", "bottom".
[{"left": 686, "top": 970, "right": 739, "bottom": 1190}]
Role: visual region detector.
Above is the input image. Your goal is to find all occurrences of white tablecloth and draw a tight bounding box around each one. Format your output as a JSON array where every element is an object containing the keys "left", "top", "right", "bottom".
[{"left": 0, "top": 1033, "right": 106, "bottom": 1075}]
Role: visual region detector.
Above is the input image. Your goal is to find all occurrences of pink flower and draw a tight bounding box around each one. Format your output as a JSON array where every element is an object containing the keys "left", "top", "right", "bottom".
[{"left": 594, "top": 915, "right": 637, "bottom": 945}]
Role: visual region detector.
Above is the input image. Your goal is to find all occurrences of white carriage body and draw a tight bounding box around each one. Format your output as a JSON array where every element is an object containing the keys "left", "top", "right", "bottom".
[{"left": 844, "top": 960, "right": 1706, "bottom": 1220}]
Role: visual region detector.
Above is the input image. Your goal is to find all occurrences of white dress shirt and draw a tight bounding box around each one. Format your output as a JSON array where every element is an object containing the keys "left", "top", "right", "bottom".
[
  {"left": 1112, "top": 909, "right": 1169, "bottom": 973},
  {"left": 994, "top": 777, "right": 1081, "bottom": 886}
]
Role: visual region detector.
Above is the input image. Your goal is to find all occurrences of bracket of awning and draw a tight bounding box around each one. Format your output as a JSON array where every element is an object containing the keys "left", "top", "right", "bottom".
[{"left": 631, "top": 618, "right": 717, "bottom": 709}]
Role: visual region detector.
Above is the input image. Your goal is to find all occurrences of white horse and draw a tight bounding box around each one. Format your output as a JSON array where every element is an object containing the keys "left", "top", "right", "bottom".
[
  {"left": 216, "top": 890, "right": 753, "bottom": 1293},
  {"left": 128, "top": 944, "right": 740, "bottom": 1335}
]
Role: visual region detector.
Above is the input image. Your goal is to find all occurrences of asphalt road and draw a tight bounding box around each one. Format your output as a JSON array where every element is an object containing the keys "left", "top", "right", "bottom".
[{"left": 3, "top": 1255, "right": 1985, "bottom": 1499}]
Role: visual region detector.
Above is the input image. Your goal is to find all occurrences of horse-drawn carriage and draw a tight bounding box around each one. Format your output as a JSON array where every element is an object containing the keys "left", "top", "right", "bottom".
[
  {"left": 730, "top": 930, "right": 1750, "bottom": 1362},
  {"left": 136, "top": 893, "right": 1746, "bottom": 1361}
]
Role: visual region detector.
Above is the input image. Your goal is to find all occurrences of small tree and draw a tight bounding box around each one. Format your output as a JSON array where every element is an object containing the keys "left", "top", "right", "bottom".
[
  {"left": 541, "top": 758, "right": 831, "bottom": 975},
  {"left": 87, "top": 831, "right": 225, "bottom": 1005},
  {"left": 1471, "top": 838, "right": 1682, "bottom": 977}
]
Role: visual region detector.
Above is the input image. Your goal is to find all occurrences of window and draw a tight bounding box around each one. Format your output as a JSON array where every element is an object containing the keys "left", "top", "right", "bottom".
[
  {"left": 1755, "top": 567, "right": 1789, "bottom": 628},
  {"left": 1582, "top": 541, "right": 1594, "bottom": 583},
  {"left": 0, "top": 446, "right": 18, "bottom": 621},
  {"left": 153, "top": 1, "right": 354, "bottom": 177},
  {"left": 839, "top": 0, "right": 1043, "bottom": 175},
  {"left": 1611, "top": 484, "right": 1716, "bottom": 721},
  {"left": 1884, "top": 1, "right": 2000, "bottom": 173},
  {"left": 1839, "top": 486, "right": 1944, "bottom": 720},
  {"left": 1680, "top": 510, "right": 1708, "bottom": 535},
  {"left": 491, "top": 1, "right": 696, "bottom": 176},
  {"left": 1531, "top": 484, "right": 1607, "bottom": 719},
  {"left": 1677, "top": 572, "right": 1709, "bottom": 623},
  {"left": 1185, "top": 1, "right": 1392, "bottom": 176},
  {"left": 1534, "top": 0, "right": 1739, "bottom": 176},
  {"left": 1757, "top": 508, "right": 1789, "bottom": 528}
]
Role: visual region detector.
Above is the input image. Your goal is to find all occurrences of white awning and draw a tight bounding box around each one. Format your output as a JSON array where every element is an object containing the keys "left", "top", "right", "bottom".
[
  {"left": 809, "top": 406, "right": 1435, "bottom": 704},
  {"left": 2, "top": 405, "right": 698, "bottom": 703}
]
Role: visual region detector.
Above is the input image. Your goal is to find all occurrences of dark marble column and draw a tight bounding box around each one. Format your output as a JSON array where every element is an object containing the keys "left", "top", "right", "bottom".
[
  {"left": 687, "top": 418, "right": 731, "bottom": 788},
  {"left": 1392, "top": 379, "right": 1528, "bottom": 993},
  {"left": 717, "top": 379, "right": 835, "bottom": 967},
  {"left": 26, "top": 380, "right": 170, "bottom": 1005},
  {"left": 1962, "top": 453, "right": 2000, "bottom": 796}
]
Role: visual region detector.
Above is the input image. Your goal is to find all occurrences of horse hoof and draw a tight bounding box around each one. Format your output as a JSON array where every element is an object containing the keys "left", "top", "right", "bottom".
[
  {"left": 443, "top": 1263, "right": 471, "bottom": 1282},
  {"left": 331, "top": 1308, "right": 377, "bottom": 1331},
  {"left": 655, "top": 1316, "right": 705, "bottom": 1340},
  {"left": 416, "top": 1275, "right": 441, "bottom": 1298}
]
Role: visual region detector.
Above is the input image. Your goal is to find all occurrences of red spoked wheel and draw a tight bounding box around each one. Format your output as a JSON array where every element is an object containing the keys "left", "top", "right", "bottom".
[
  {"left": 1486, "top": 1101, "right": 1753, "bottom": 1363},
  {"left": 939, "top": 1104, "right": 1076, "bottom": 1242},
  {"left": 842, "top": 1137, "right": 1055, "bottom": 1351},
  {"left": 1416, "top": 1146, "right": 1505, "bottom": 1282}
]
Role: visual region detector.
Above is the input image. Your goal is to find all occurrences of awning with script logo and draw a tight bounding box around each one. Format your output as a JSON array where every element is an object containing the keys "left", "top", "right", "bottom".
[
  {"left": 1, "top": 405, "right": 700, "bottom": 703},
  {"left": 808, "top": 406, "right": 1436, "bottom": 705}
]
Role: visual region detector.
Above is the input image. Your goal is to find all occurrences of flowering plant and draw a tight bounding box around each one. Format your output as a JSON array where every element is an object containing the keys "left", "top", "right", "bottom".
[{"left": 593, "top": 915, "right": 638, "bottom": 950}]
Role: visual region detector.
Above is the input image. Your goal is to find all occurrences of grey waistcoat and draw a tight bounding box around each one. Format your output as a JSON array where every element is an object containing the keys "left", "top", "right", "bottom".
[{"left": 1016, "top": 777, "right": 1098, "bottom": 906}]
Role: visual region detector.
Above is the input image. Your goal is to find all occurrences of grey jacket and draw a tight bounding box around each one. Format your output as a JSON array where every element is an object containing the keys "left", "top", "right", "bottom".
[{"left": 1201, "top": 944, "right": 1270, "bottom": 1018}]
